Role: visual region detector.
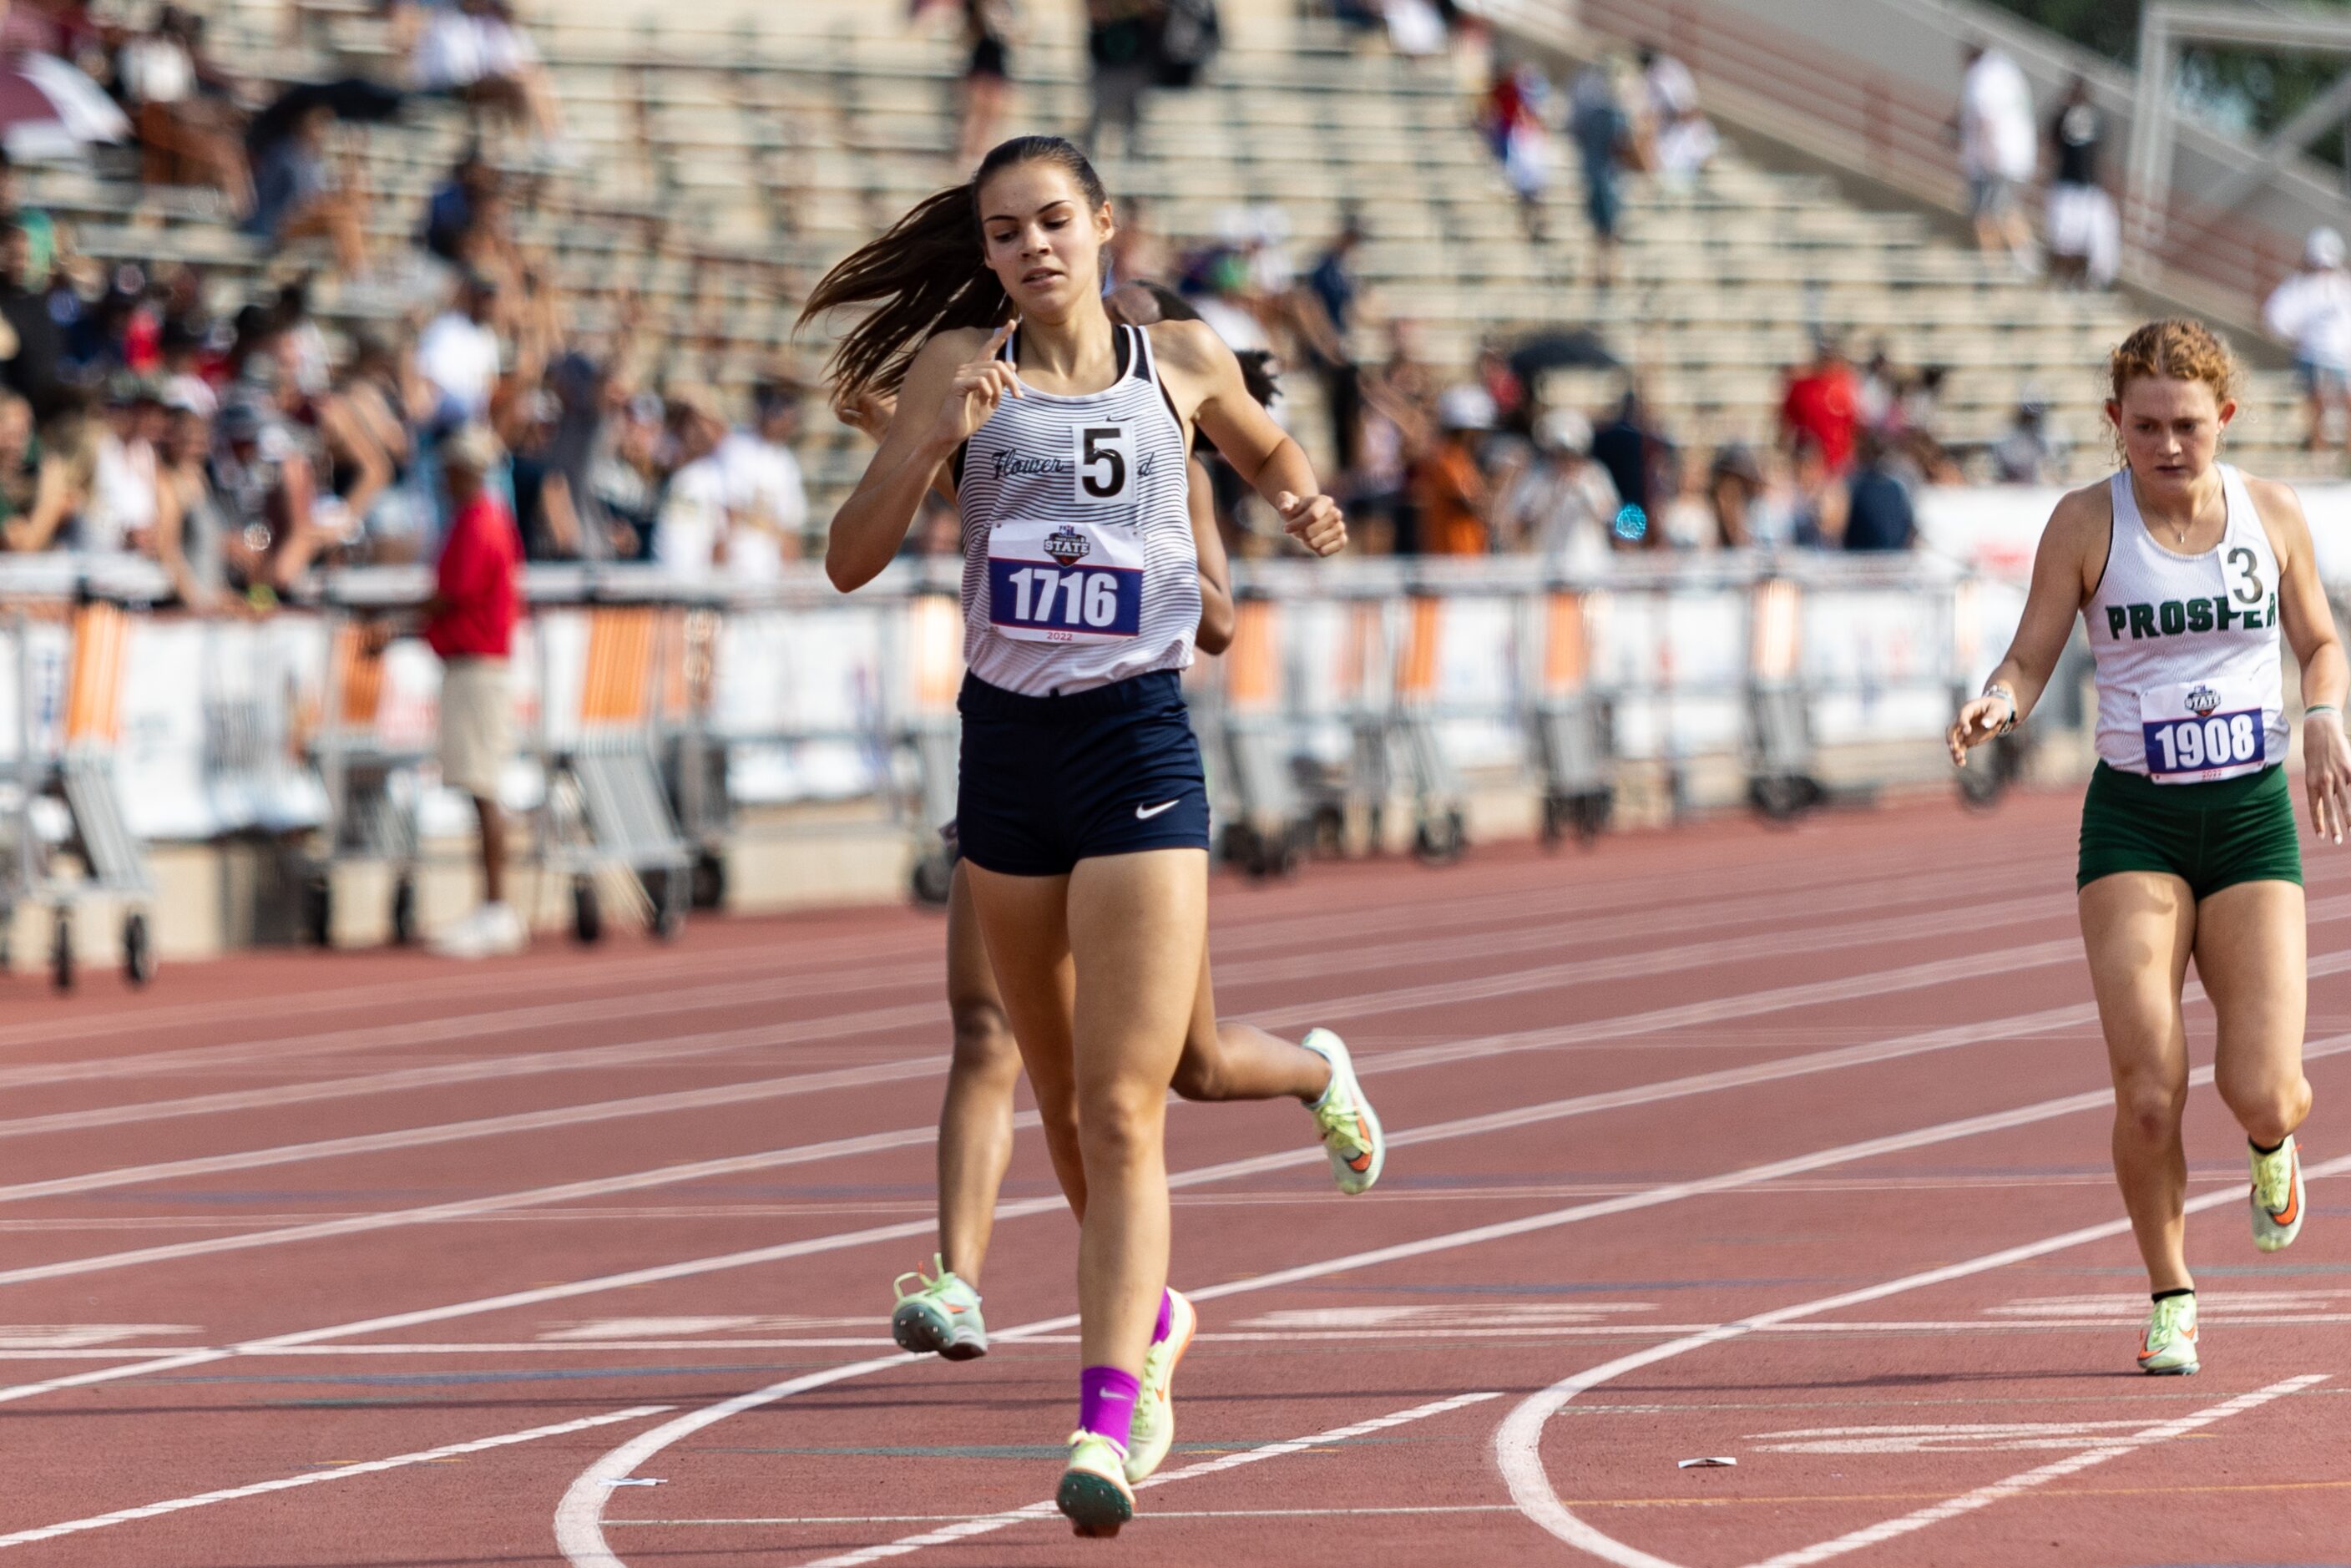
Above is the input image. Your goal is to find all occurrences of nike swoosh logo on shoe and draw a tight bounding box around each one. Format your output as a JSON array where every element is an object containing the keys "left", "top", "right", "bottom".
[
  {"left": 2268, "top": 1162, "right": 2301, "bottom": 1227},
  {"left": 1135, "top": 801, "right": 1179, "bottom": 820}
]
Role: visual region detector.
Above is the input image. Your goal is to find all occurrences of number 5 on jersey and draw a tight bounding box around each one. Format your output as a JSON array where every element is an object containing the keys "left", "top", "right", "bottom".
[{"left": 1075, "top": 423, "right": 1134, "bottom": 505}]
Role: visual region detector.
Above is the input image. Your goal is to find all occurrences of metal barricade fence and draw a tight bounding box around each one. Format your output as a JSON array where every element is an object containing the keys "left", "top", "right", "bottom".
[
  {"left": 1, "top": 552, "right": 2019, "bottom": 967},
  {"left": 1, "top": 561, "right": 167, "bottom": 988}
]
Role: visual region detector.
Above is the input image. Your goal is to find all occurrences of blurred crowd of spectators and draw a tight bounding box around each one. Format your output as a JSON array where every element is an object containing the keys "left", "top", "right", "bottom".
[{"left": 0, "top": 0, "right": 813, "bottom": 606}]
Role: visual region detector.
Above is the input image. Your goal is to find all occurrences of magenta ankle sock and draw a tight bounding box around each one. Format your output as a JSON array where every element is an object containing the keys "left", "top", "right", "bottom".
[
  {"left": 1078, "top": 1365, "right": 1140, "bottom": 1449},
  {"left": 1151, "top": 1289, "right": 1173, "bottom": 1345}
]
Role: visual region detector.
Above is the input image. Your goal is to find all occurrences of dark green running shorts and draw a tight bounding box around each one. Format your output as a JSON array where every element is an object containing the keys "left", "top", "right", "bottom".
[{"left": 2077, "top": 761, "right": 2303, "bottom": 898}]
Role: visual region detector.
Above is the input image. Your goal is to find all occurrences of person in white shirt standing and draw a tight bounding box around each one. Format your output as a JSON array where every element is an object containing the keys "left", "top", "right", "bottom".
[
  {"left": 715, "top": 379, "right": 809, "bottom": 585},
  {"left": 1959, "top": 42, "right": 2039, "bottom": 272},
  {"left": 655, "top": 384, "right": 731, "bottom": 580},
  {"left": 2263, "top": 227, "right": 2351, "bottom": 453},
  {"left": 1640, "top": 43, "right": 1715, "bottom": 187},
  {"left": 417, "top": 272, "right": 503, "bottom": 425}
]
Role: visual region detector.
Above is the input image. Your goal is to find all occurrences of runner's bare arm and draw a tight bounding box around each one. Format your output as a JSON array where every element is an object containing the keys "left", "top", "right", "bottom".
[
  {"left": 1188, "top": 455, "right": 1236, "bottom": 655},
  {"left": 2250, "top": 475, "right": 2351, "bottom": 842},
  {"left": 836, "top": 387, "right": 958, "bottom": 506},
  {"left": 827, "top": 324, "right": 1010, "bottom": 589},
  {"left": 1153, "top": 320, "right": 1345, "bottom": 558},
  {"left": 1949, "top": 484, "right": 2102, "bottom": 766}
]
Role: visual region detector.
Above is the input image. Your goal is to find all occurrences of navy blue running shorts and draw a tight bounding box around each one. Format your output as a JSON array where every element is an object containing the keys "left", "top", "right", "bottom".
[{"left": 955, "top": 670, "right": 1212, "bottom": 878}]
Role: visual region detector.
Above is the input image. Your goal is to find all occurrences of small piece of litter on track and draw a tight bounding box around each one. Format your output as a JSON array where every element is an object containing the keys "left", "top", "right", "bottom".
[
  {"left": 1678, "top": 1458, "right": 1737, "bottom": 1469},
  {"left": 604, "top": 1478, "right": 666, "bottom": 1487}
]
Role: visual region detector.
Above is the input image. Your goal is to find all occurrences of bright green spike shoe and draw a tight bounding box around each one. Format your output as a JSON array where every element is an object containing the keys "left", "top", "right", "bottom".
[
  {"left": 1057, "top": 1430, "right": 1135, "bottom": 1538},
  {"left": 1302, "top": 1028, "right": 1385, "bottom": 1195},
  {"left": 2251, "top": 1136, "right": 2306, "bottom": 1253},
  {"left": 1125, "top": 1288, "right": 1197, "bottom": 1483},
  {"left": 2136, "top": 1293, "right": 2199, "bottom": 1376},
  {"left": 889, "top": 1255, "right": 987, "bottom": 1360}
]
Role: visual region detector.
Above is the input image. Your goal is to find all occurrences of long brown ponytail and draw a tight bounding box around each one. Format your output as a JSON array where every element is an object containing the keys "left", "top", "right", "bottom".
[{"left": 798, "top": 135, "right": 1110, "bottom": 403}]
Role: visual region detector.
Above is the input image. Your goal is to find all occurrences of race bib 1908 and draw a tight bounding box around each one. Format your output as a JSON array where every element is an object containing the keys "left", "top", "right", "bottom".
[
  {"left": 986, "top": 519, "right": 1144, "bottom": 643},
  {"left": 2140, "top": 677, "right": 2269, "bottom": 782}
]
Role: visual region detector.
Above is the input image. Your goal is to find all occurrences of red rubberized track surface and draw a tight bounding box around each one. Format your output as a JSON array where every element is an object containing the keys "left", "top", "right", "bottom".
[{"left": 3, "top": 787, "right": 2347, "bottom": 1566}]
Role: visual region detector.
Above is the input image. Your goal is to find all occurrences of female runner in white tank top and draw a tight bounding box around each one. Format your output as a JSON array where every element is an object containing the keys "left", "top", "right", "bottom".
[
  {"left": 1951, "top": 320, "right": 2351, "bottom": 1376},
  {"left": 806, "top": 135, "right": 1345, "bottom": 1535}
]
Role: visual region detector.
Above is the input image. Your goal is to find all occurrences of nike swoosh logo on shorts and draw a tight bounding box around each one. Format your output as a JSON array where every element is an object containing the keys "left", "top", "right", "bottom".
[{"left": 1135, "top": 801, "right": 1180, "bottom": 820}]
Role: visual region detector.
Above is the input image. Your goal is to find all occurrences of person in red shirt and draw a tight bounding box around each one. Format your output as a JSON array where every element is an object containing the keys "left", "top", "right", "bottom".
[
  {"left": 1779, "top": 334, "right": 1862, "bottom": 475},
  {"left": 423, "top": 422, "right": 524, "bottom": 957}
]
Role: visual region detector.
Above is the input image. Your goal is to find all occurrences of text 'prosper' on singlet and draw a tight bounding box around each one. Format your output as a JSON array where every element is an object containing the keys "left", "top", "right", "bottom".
[{"left": 2086, "top": 463, "right": 2288, "bottom": 783}]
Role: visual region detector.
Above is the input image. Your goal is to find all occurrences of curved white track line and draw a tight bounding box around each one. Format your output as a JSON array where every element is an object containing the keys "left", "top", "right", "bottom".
[
  {"left": 552, "top": 1036, "right": 2351, "bottom": 1566},
  {"left": 1743, "top": 1374, "right": 2327, "bottom": 1568},
  {"left": 0, "top": 991, "right": 2111, "bottom": 1411},
  {"left": 798, "top": 1392, "right": 1503, "bottom": 1567},
  {"left": 1496, "top": 1147, "right": 2351, "bottom": 1568}
]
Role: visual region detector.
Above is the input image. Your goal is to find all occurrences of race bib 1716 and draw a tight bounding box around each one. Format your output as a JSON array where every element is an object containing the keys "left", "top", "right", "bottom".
[
  {"left": 2140, "top": 677, "right": 2269, "bottom": 782},
  {"left": 986, "top": 519, "right": 1144, "bottom": 643}
]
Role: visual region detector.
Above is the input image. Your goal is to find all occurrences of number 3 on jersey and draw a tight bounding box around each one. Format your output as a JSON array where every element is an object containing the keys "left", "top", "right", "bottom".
[
  {"left": 987, "top": 519, "right": 1144, "bottom": 643},
  {"left": 1074, "top": 423, "right": 1134, "bottom": 506}
]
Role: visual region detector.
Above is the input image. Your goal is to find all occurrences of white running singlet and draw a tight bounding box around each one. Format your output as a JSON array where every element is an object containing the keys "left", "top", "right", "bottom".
[
  {"left": 2087, "top": 463, "right": 2287, "bottom": 782},
  {"left": 957, "top": 321, "right": 1200, "bottom": 696}
]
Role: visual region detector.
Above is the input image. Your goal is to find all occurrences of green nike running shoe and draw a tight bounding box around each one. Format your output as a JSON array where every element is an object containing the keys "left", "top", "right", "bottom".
[
  {"left": 1058, "top": 1430, "right": 1135, "bottom": 1538},
  {"left": 2137, "top": 1293, "right": 2199, "bottom": 1376},
  {"left": 1302, "top": 1028, "right": 1385, "bottom": 1195},
  {"left": 890, "top": 1255, "right": 987, "bottom": 1360},
  {"left": 2251, "top": 1136, "right": 2306, "bottom": 1253},
  {"left": 1125, "top": 1287, "right": 1197, "bottom": 1483}
]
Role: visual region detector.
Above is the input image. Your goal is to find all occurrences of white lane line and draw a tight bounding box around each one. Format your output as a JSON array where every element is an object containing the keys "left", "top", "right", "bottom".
[
  {"left": 0, "top": 860, "right": 2045, "bottom": 1127},
  {"left": 0, "top": 1056, "right": 947, "bottom": 1205},
  {"left": 1250, "top": 927, "right": 2080, "bottom": 1033},
  {"left": 0, "top": 836, "right": 1950, "bottom": 1063},
  {"left": 1211, "top": 864, "right": 2048, "bottom": 998},
  {"left": 1373, "top": 938, "right": 2351, "bottom": 1077},
  {"left": 0, "top": 978, "right": 938, "bottom": 1095},
  {"left": 550, "top": 1039, "right": 2351, "bottom": 1565},
  {"left": 0, "top": 1009, "right": 941, "bottom": 1141},
  {"left": 13, "top": 998, "right": 2300, "bottom": 1398},
  {"left": 1495, "top": 1153, "right": 2351, "bottom": 1568},
  {"left": 794, "top": 1392, "right": 1504, "bottom": 1568},
  {"left": 43, "top": 1292, "right": 2351, "bottom": 1363},
  {"left": 612, "top": 1505, "right": 1524, "bottom": 1525},
  {"left": 0, "top": 1404, "right": 670, "bottom": 1550},
  {"left": 0, "top": 933, "right": 927, "bottom": 1054},
  {"left": 1741, "top": 1375, "right": 2330, "bottom": 1568},
  {"left": 0, "top": 1120, "right": 992, "bottom": 1291},
  {"left": 0, "top": 984, "right": 2132, "bottom": 1519},
  {"left": 0, "top": 961, "right": 2124, "bottom": 1289},
  {"left": 0, "top": 898, "right": 2104, "bottom": 1209}
]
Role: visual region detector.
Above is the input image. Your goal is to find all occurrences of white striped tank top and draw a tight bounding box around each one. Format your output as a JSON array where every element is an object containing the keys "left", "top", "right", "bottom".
[
  {"left": 2086, "top": 463, "right": 2287, "bottom": 781},
  {"left": 957, "top": 321, "right": 1199, "bottom": 696}
]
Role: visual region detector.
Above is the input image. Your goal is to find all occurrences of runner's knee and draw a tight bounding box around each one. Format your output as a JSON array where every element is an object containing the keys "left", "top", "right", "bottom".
[
  {"left": 2215, "top": 1062, "right": 2311, "bottom": 1142},
  {"left": 948, "top": 999, "right": 1020, "bottom": 1079},
  {"left": 2114, "top": 1072, "right": 2188, "bottom": 1141},
  {"left": 1075, "top": 1079, "right": 1165, "bottom": 1166}
]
